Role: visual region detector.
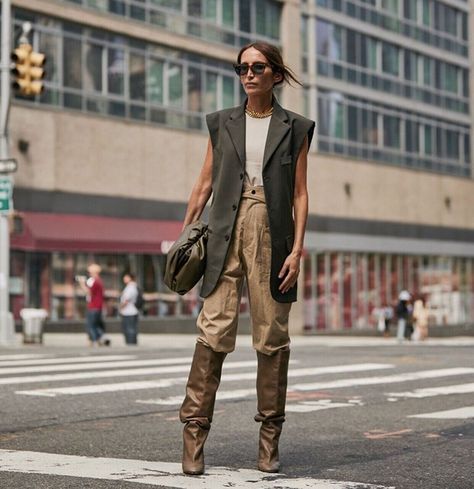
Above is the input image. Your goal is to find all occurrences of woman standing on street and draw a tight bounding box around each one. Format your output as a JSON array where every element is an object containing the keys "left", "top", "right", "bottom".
[{"left": 179, "top": 41, "right": 315, "bottom": 475}]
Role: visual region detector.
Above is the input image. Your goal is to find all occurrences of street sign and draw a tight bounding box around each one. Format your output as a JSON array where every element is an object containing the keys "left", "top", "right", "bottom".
[
  {"left": 0, "top": 177, "right": 13, "bottom": 213},
  {"left": 0, "top": 158, "right": 17, "bottom": 174}
]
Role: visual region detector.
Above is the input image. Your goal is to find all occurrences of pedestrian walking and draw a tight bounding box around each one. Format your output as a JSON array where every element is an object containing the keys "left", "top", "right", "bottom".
[
  {"left": 78, "top": 264, "right": 110, "bottom": 347},
  {"left": 412, "top": 297, "right": 429, "bottom": 341},
  {"left": 396, "top": 290, "right": 411, "bottom": 343},
  {"left": 120, "top": 272, "right": 139, "bottom": 345},
  {"left": 178, "top": 41, "right": 315, "bottom": 476}
]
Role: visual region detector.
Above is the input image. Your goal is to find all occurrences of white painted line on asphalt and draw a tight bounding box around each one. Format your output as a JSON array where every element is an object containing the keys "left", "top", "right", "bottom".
[
  {"left": 290, "top": 368, "right": 474, "bottom": 391},
  {"left": 0, "top": 450, "right": 394, "bottom": 488},
  {"left": 17, "top": 379, "right": 186, "bottom": 397},
  {"left": 0, "top": 354, "right": 50, "bottom": 361},
  {"left": 15, "top": 363, "right": 393, "bottom": 397},
  {"left": 139, "top": 368, "right": 474, "bottom": 406},
  {"left": 0, "top": 355, "right": 135, "bottom": 367},
  {"left": 387, "top": 382, "right": 474, "bottom": 399},
  {"left": 3, "top": 360, "right": 258, "bottom": 387},
  {"left": 0, "top": 356, "right": 194, "bottom": 375},
  {"left": 286, "top": 400, "right": 361, "bottom": 413},
  {"left": 408, "top": 406, "right": 474, "bottom": 419}
]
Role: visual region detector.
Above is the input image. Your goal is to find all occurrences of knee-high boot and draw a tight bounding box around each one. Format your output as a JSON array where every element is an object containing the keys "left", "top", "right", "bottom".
[
  {"left": 254, "top": 347, "right": 290, "bottom": 473},
  {"left": 179, "top": 342, "right": 226, "bottom": 475}
]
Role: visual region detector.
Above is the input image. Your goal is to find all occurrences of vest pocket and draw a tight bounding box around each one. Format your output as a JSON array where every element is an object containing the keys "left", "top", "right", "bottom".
[{"left": 280, "top": 155, "right": 292, "bottom": 165}]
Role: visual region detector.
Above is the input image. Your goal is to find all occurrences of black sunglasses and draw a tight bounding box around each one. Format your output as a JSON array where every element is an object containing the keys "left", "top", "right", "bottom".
[{"left": 233, "top": 62, "right": 271, "bottom": 76}]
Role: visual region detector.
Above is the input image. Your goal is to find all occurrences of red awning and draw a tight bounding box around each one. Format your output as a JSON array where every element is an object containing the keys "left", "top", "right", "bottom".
[{"left": 11, "top": 211, "right": 182, "bottom": 253}]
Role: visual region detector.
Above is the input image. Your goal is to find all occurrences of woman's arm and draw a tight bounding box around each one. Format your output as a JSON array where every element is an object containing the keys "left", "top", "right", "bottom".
[
  {"left": 278, "top": 136, "right": 309, "bottom": 294},
  {"left": 182, "top": 138, "right": 213, "bottom": 229}
]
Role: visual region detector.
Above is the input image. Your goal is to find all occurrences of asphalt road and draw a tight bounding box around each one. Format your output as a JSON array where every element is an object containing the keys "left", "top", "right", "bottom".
[{"left": 0, "top": 334, "right": 473, "bottom": 489}]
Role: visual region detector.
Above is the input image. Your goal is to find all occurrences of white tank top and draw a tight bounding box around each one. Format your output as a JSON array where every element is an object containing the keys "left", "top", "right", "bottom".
[{"left": 245, "top": 114, "right": 272, "bottom": 187}]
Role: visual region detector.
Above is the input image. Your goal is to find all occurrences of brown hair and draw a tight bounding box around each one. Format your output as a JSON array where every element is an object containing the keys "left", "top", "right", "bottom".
[{"left": 236, "top": 42, "right": 302, "bottom": 87}]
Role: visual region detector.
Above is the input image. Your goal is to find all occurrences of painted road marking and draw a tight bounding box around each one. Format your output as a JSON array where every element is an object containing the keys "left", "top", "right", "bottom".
[
  {"left": 140, "top": 368, "right": 474, "bottom": 405},
  {"left": 0, "top": 360, "right": 258, "bottom": 386},
  {"left": 387, "top": 382, "right": 474, "bottom": 398},
  {"left": 0, "top": 354, "right": 136, "bottom": 367},
  {"left": 0, "top": 354, "right": 135, "bottom": 367},
  {"left": 16, "top": 363, "right": 393, "bottom": 397},
  {"left": 409, "top": 406, "right": 474, "bottom": 419},
  {"left": 0, "top": 354, "right": 50, "bottom": 361},
  {"left": 0, "top": 356, "right": 194, "bottom": 375},
  {"left": 364, "top": 429, "right": 413, "bottom": 440},
  {"left": 0, "top": 450, "right": 394, "bottom": 488},
  {"left": 289, "top": 368, "right": 474, "bottom": 391},
  {"left": 286, "top": 400, "right": 363, "bottom": 413}
]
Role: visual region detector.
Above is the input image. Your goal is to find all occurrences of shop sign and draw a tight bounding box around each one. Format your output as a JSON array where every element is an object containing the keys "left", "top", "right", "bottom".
[{"left": 0, "top": 177, "right": 13, "bottom": 214}]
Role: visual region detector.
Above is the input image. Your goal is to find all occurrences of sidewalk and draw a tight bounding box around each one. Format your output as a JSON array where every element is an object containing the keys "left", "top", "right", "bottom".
[{"left": 2, "top": 333, "right": 474, "bottom": 351}]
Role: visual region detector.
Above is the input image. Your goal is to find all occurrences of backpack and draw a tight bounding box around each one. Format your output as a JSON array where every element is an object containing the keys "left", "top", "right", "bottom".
[{"left": 134, "top": 286, "right": 144, "bottom": 311}]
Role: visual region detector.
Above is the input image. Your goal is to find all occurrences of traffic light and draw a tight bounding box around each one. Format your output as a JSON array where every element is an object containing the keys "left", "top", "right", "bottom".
[{"left": 11, "top": 43, "right": 46, "bottom": 96}]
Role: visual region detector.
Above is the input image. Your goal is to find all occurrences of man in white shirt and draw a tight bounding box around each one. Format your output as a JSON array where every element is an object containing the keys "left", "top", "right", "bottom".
[{"left": 120, "top": 273, "right": 139, "bottom": 345}]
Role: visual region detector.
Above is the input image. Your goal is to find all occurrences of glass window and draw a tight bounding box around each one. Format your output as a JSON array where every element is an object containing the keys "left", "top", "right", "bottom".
[
  {"left": 84, "top": 43, "right": 103, "bottom": 92},
  {"left": 346, "top": 29, "right": 357, "bottom": 64},
  {"left": 204, "top": 0, "right": 217, "bottom": 21},
  {"left": 39, "top": 32, "right": 60, "bottom": 84},
  {"left": 316, "top": 20, "right": 342, "bottom": 61},
  {"left": 404, "top": 51, "right": 418, "bottom": 82},
  {"left": 63, "top": 38, "right": 82, "bottom": 89},
  {"left": 151, "top": 0, "right": 182, "bottom": 10},
  {"left": 107, "top": 47, "right": 125, "bottom": 95},
  {"left": 348, "top": 105, "right": 358, "bottom": 141},
  {"left": 222, "top": 0, "right": 234, "bottom": 27},
  {"left": 444, "top": 6, "right": 457, "bottom": 36},
  {"left": 446, "top": 130, "right": 459, "bottom": 159},
  {"left": 318, "top": 95, "right": 344, "bottom": 139},
  {"left": 382, "top": 42, "right": 399, "bottom": 76},
  {"left": 423, "top": 57, "right": 432, "bottom": 86},
  {"left": 383, "top": 115, "right": 400, "bottom": 148},
  {"left": 403, "top": 0, "right": 416, "bottom": 21},
  {"left": 406, "top": 120, "right": 419, "bottom": 153},
  {"left": 239, "top": 0, "right": 251, "bottom": 32},
  {"left": 361, "top": 108, "right": 378, "bottom": 145},
  {"left": 167, "top": 63, "right": 183, "bottom": 107},
  {"left": 443, "top": 64, "right": 458, "bottom": 94},
  {"left": 188, "top": 66, "right": 201, "bottom": 112},
  {"left": 424, "top": 125, "right": 433, "bottom": 155},
  {"left": 360, "top": 36, "right": 377, "bottom": 70},
  {"left": 381, "top": 0, "right": 399, "bottom": 15},
  {"left": 422, "top": 0, "right": 431, "bottom": 26},
  {"left": 204, "top": 72, "right": 217, "bottom": 112},
  {"left": 148, "top": 58, "right": 164, "bottom": 104},
  {"left": 222, "top": 75, "right": 234, "bottom": 108},
  {"left": 129, "top": 53, "right": 146, "bottom": 100}
]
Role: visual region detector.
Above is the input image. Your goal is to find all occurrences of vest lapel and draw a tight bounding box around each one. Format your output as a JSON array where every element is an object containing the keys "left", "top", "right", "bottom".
[
  {"left": 225, "top": 101, "right": 246, "bottom": 168},
  {"left": 262, "top": 100, "right": 290, "bottom": 171}
]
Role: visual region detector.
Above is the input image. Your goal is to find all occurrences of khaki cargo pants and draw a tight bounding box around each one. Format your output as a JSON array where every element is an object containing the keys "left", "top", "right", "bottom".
[{"left": 197, "top": 185, "right": 291, "bottom": 355}]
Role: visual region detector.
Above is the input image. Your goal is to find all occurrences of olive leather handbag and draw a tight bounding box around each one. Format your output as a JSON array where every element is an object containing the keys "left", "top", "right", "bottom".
[{"left": 164, "top": 221, "right": 208, "bottom": 295}]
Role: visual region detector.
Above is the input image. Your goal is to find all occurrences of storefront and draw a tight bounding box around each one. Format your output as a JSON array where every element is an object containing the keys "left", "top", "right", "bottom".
[{"left": 302, "top": 251, "right": 474, "bottom": 332}]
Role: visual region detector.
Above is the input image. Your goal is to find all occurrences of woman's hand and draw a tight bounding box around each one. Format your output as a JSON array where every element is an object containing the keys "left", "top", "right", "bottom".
[{"left": 278, "top": 251, "right": 301, "bottom": 293}]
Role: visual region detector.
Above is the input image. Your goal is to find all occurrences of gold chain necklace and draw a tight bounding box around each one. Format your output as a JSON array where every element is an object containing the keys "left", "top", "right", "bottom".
[{"left": 245, "top": 106, "right": 273, "bottom": 119}]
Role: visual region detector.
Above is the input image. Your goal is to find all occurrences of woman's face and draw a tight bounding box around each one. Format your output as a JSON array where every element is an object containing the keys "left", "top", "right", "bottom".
[{"left": 238, "top": 47, "right": 282, "bottom": 97}]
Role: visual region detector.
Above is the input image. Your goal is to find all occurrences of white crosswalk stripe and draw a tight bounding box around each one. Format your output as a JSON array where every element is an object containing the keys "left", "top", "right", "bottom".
[
  {"left": 0, "top": 360, "right": 258, "bottom": 386},
  {"left": 408, "top": 406, "right": 474, "bottom": 419},
  {"left": 15, "top": 363, "right": 393, "bottom": 397},
  {"left": 0, "top": 450, "right": 394, "bottom": 488},
  {"left": 0, "top": 356, "right": 194, "bottom": 375},
  {"left": 387, "top": 382, "right": 474, "bottom": 399},
  {"left": 0, "top": 354, "right": 50, "bottom": 361},
  {"left": 0, "top": 354, "right": 134, "bottom": 367},
  {"left": 138, "top": 367, "right": 474, "bottom": 406}
]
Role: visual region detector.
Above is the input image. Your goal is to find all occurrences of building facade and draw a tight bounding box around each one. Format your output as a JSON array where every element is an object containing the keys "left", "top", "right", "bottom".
[{"left": 4, "top": 0, "right": 474, "bottom": 333}]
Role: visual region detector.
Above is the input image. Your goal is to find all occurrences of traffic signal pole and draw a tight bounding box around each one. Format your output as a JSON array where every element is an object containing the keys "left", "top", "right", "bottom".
[{"left": 0, "top": 0, "right": 16, "bottom": 346}]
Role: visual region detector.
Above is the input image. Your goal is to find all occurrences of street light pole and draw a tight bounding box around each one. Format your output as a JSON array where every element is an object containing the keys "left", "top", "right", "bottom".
[{"left": 0, "top": 0, "right": 16, "bottom": 346}]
